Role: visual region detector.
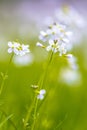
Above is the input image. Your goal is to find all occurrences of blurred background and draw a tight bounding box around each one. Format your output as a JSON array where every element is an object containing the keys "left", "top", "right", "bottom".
[{"left": 0, "top": 0, "right": 87, "bottom": 130}]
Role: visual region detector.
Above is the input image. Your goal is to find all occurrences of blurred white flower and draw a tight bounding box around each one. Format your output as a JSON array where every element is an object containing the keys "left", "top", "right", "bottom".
[
  {"left": 55, "top": 5, "right": 85, "bottom": 44},
  {"left": 13, "top": 53, "right": 34, "bottom": 67},
  {"left": 8, "top": 41, "right": 30, "bottom": 56},
  {"left": 66, "top": 54, "right": 78, "bottom": 70},
  {"left": 39, "top": 23, "right": 72, "bottom": 42},
  {"left": 58, "top": 43, "right": 67, "bottom": 56},
  {"left": 55, "top": 5, "right": 85, "bottom": 29},
  {"left": 59, "top": 68, "right": 82, "bottom": 86},
  {"left": 37, "top": 23, "right": 72, "bottom": 56},
  {"left": 37, "top": 89, "right": 46, "bottom": 100}
]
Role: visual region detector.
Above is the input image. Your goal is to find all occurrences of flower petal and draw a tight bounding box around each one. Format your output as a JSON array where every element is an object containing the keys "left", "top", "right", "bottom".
[{"left": 8, "top": 48, "right": 13, "bottom": 53}]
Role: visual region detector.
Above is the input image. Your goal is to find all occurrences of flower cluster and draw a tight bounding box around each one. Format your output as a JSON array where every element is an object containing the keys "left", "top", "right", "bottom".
[
  {"left": 37, "top": 89, "right": 46, "bottom": 100},
  {"left": 55, "top": 5, "right": 85, "bottom": 29},
  {"left": 37, "top": 23, "right": 72, "bottom": 56},
  {"left": 31, "top": 85, "right": 46, "bottom": 100},
  {"left": 8, "top": 41, "right": 30, "bottom": 56},
  {"left": 55, "top": 5, "right": 85, "bottom": 44}
]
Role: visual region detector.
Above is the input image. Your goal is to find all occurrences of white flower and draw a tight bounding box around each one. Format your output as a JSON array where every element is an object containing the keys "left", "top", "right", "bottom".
[
  {"left": 39, "top": 31, "right": 48, "bottom": 42},
  {"left": 13, "top": 53, "right": 34, "bottom": 67},
  {"left": 55, "top": 5, "right": 85, "bottom": 44},
  {"left": 67, "top": 54, "right": 78, "bottom": 70},
  {"left": 59, "top": 68, "right": 82, "bottom": 86},
  {"left": 37, "top": 22, "right": 72, "bottom": 56},
  {"left": 17, "top": 44, "right": 30, "bottom": 56},
  {"left": 8, "top": 41, "right": 30, "bottom": 56},
  {"left": 46, "top": 40, "right": 59, "bottom": 53},
  {"left": 37, "top": 89, "right": 46, "bottom": 100},
  {"left": 8, "top": 41, "right": 20, "bottom": 54},
  {"left": 55, "top": 5, "right": 85, "bottom": 29},
  {"left": 58, "top": 43, "right": 67, "bottom": 56}
]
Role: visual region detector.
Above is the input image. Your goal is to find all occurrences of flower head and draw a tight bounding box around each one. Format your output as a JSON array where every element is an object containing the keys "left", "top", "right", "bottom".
[
  {"left": 46, "top": 40, "right": 59, "bottom": 53},
  {"left": 37, "top": 22, "right": 72, "bottom": 56},
  {"left": 37, "top": 89, "right": 46, "bottom": 100},
  {"left": 55, "top": 5, "right": 85, "bottom": 29},
  {"left": 55, "top": 5, "right": 85, "bottom": 44},
  {"left": 8, "top": 41, "right": 30, "bottom": 56}
]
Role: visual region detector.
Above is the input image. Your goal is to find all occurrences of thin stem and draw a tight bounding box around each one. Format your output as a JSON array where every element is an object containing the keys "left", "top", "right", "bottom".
[
  {"left": 53, "top": 114, "right": 67, "bottom": 130},
  {"left": 31, "top": 97, "right": 38, "bottom": 130},
  {"left": 0, "top": 109, "right": 17, "bottom": 130},
  {"left": 6, "top": 53, "right": 14, "bottom": 74},
  {"left": 24, "top": 86, "right": 42, "bottom": 129},
  {"left": 24, "top": 51, "right": 54, "bottom": 130},
  {"left": 31, "top": 51, "right": 54, "bottom": 130},
  {"left": 24, "top": 95, "right": 36, "bottom": 129},
  {"left": 0, "top": 53, "right": 14, "bottom": 95},
  {"left": 40, "top": 51, "right": 54, "bottom": 89}
]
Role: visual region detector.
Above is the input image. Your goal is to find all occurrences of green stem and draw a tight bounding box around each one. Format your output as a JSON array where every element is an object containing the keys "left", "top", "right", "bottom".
[
  {"left": 53, "top": 114, "right": 67, "bottom": 130},
  {"left": 31, "top": 97, "right": 38, "bottom": 130},
  {"left": 40, "top": 51, "right": 54, "bottom": 89},
  {"left": 24, "top": 51, "right": 54, "bottom": 130},
  {"left": 31, "top": 51, "right": 54, "bottom": 130},
  {"left": 24, "top": 95, "right": 36, "bottom": 129},
  {"left": 0, "top": 53, "right": 14, "bottom": 95},
  {"left": 0, "top": 80, "right": 5, "bottom": 95},
  {"left": 0, "top": 109, "right": 17, "bottom": 130}
]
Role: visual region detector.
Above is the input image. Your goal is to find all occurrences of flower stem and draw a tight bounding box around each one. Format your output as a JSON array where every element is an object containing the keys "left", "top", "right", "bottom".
[
  {"left": 31, "top": 51, "right": 54, "bottom": 130},
  {"left": 24, "top": 95, "right": 36, "bottom": 129},
  {"left": 0, "top": 53, "right": 14, "bottom": 95},
  {"left": 40, "top": 51, "right": 54, "bottom": 89},
  {"left": 31, "top": 97, "right": 38, "bottom": 130}
]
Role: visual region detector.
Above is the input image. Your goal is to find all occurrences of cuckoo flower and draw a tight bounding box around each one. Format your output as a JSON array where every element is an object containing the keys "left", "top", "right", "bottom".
[
  {"left": 37, "top": 22, "right": 72, "bottom": 56},
  {"left": 37, "top": 89, "right": 46, "bottom": 100},
  {"left": 8, "top": 41, "right": 30, "bottom": 56}
]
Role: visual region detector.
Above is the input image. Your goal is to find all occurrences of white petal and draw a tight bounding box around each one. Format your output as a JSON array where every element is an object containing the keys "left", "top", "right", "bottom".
[
  {"left": 52, "top": 48, "right": 58, "bottom": 53},
  {"left": 66, "top": 54, "right": 73, "bottom": 58},
  {"left": 63, "top": 38, "right": 69, "bottom": 43},
  {"left": 49, "top": 40, "right": 54, "bottom": 45},
  {"left": 40, "top": 31, "right": 47, "bottom": 36},
  {"left": 37, "top": 94, "right": 44, "bottom": 100},
  {"left": 36, "top": 42, "right": 43, "bottom": 47},
  {"left": 66, "top": 31, "right": 73, "bottom": 37},
  {"left": 14, "top": 49, "right": 19, "bottom": 55},
  {"left": 46, "top": 29, "right": 52, "bottom": 35},
  {"left": 8, "top": 48, "right": 13, "bottom": 53},
  {"left": 46, "top": 46, "right": 52, "bottom": 51},
  {"left": 19, "top": 51, "right": 25, "bottom": 56},
  {"left": 8, "top": 42, "right": 13, "bottom": 47},
  {"left": 40, "top": 89, "right": 46, "bottom": 95},
  {"left": 14, "top": 42, "right": 20, "bottom": 47}
]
